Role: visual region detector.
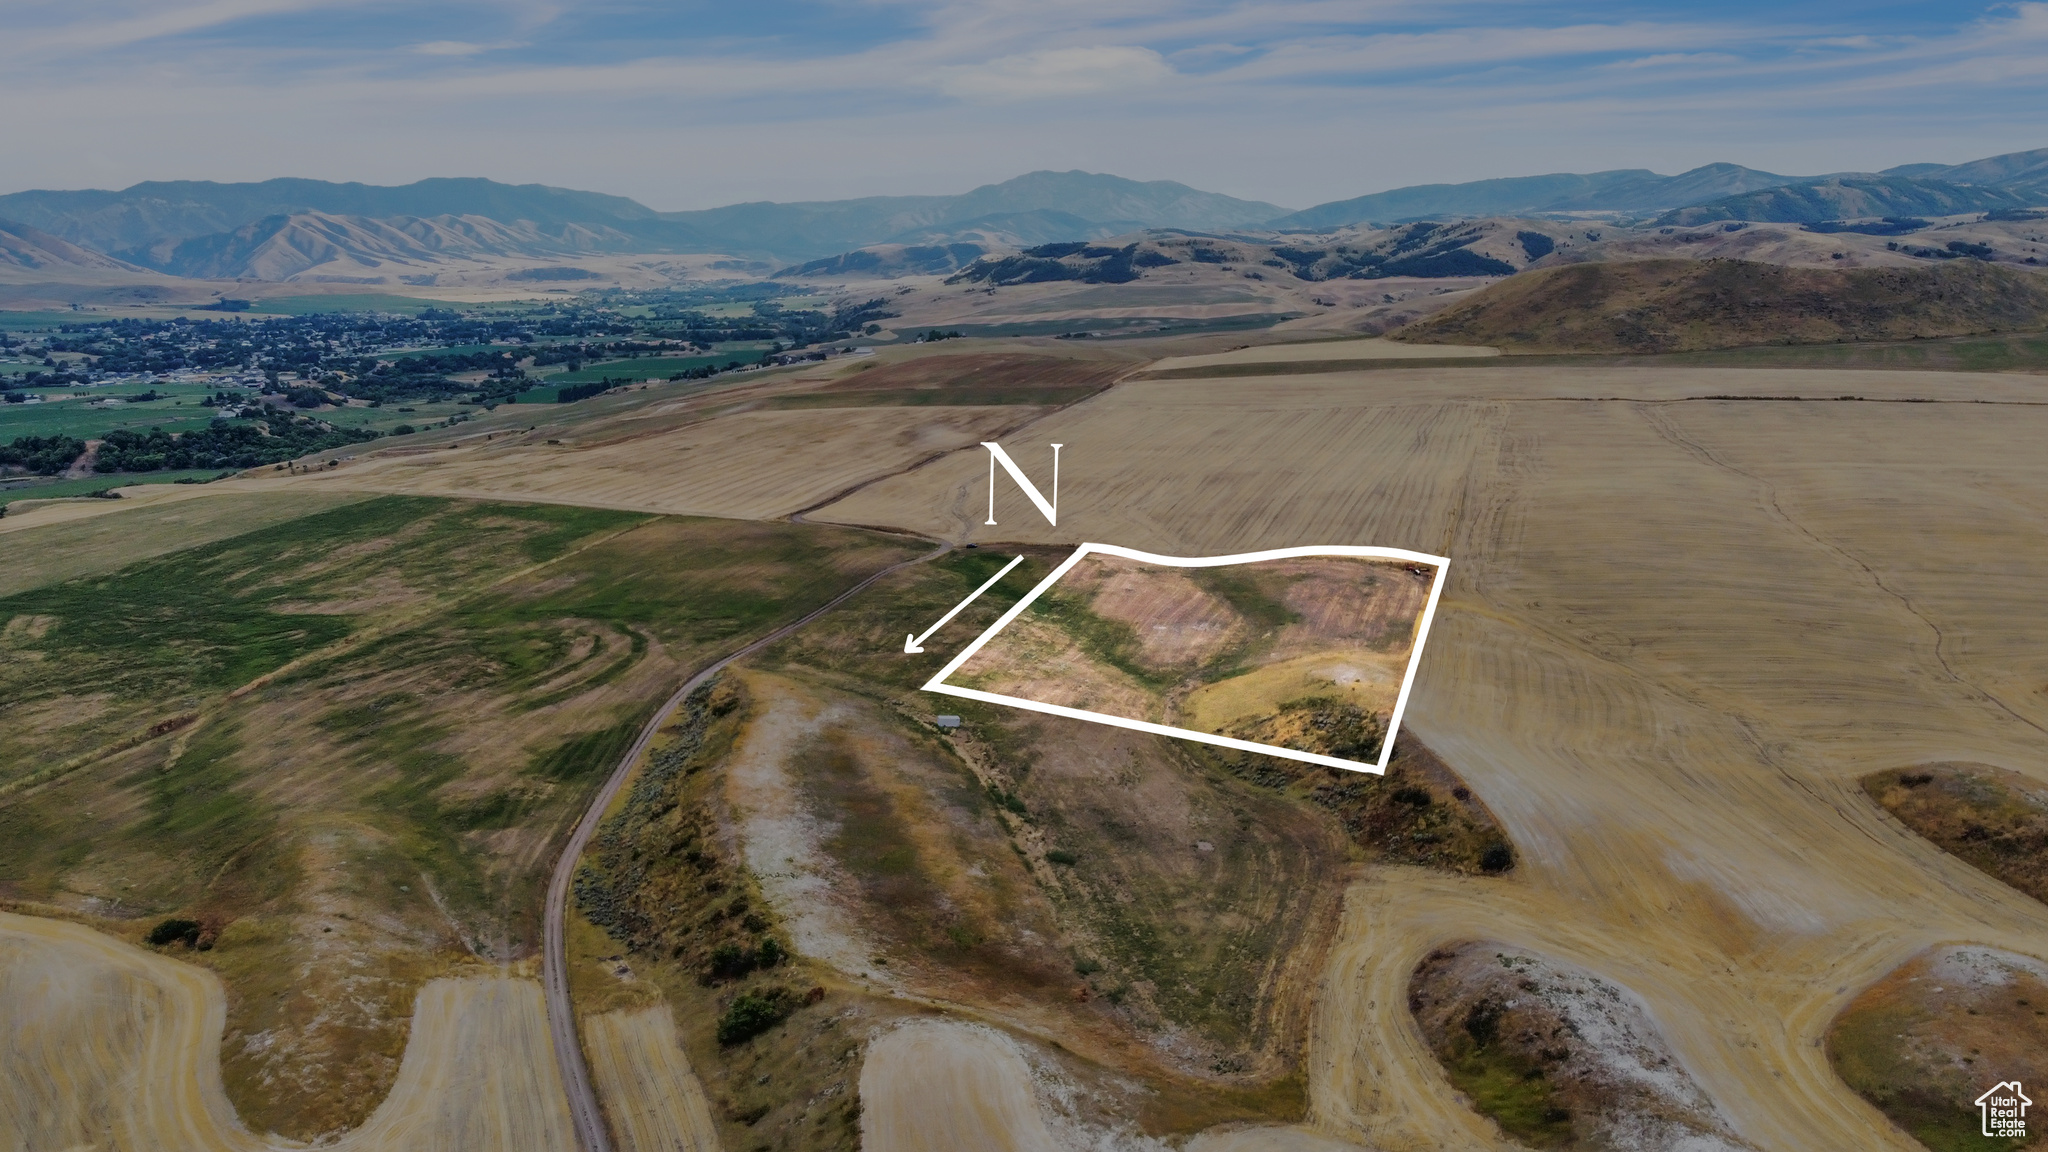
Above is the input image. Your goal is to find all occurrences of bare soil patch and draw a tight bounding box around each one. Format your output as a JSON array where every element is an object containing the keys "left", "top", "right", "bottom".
[
  {"left": 951, "top": 552, "right": 1436, "bottom": 766},
  {"left": 1410, "top": 942, "right": 1756, "bottom": 1150}
]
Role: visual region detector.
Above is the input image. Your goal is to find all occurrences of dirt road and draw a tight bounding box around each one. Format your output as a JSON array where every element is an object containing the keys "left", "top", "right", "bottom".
[{"left": 541, "top": 538, "right": 947, "bottom": 1152}]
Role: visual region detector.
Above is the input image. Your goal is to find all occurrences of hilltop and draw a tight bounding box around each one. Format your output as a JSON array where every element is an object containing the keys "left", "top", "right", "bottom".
[{"left": 1392, "top": 257, "right": 2048, "bottom": 353}]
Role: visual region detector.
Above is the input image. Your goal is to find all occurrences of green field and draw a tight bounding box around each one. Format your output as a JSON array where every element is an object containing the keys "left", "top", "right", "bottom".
[
  {"left": 0, "top": 470, "right": 230, "bottom": 509},
  {"left": 0, "top": 385, "right": 484, "bottom": 444},
  {"left": 0, "top": 311, "right": 101, "bottom": 331},
  {"left": 245, "top": 294, "right": 447, "bottom": 316},
  {"left": 0, "top": 493, "right": 924, "bottom": 1137},
  {"left": 539, "top": 353, "right": 747, "bottom": 383},
  {"left": 374, "top": 343, "right": 517, "bottom": 360},
  {"left": 0, "top": 384, "right": 230, "bottom": 440}
]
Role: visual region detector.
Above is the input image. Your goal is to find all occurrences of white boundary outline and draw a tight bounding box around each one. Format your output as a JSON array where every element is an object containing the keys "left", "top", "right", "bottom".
[{"left": 922, "top": 543, "right": 1449, "bottom": 775}]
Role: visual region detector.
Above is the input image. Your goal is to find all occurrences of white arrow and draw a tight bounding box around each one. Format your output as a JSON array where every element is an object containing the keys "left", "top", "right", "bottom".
[{"left": 906, "top": 554, "right": 1026, "bottom": 653}]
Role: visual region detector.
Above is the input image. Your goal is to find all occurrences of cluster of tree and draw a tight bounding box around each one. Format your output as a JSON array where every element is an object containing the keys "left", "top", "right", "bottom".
[
  {"left": 8, "top": 368, "right": 90, "bottom": 389},
  {"left": 23, "top": 292, "right": 902, "bottom": 411},
  {"left": 0, "top": 434, "right": 88, "bottom": 475},
  {"left": 527, "top": 339, "right": 702, "bottom": 370},
  {"left": 1884, "top": 239, "right": 2000, "bottom": 259},
  {"left": 93, "top": 410, "right": 379, "bottom": 472},
  {"left": 1807, "top": 217, "right": 1929, "bottom": 236},
  {"left": 554, "top": 381, "right": 613, "bottom": 403},
  {"left": 40, "top": 307, "right": 634, "bottom": 382}
]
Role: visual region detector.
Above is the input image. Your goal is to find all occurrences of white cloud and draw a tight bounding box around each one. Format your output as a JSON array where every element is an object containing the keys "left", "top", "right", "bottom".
[
  {"left": 935, "top": 44, "right": 1175, "bottom": 99},
  {"left": 3, "top": 1, "right": 2048, "bottom": 208},
  {"left": 12, "top": 0, "right": 336, "bottom": 53},
  {"left": 410, "top": 41, "right": 494, "bottom": 57},
  {"left": 1603, "top": 52, "right": 1743, "bottom": 70}
]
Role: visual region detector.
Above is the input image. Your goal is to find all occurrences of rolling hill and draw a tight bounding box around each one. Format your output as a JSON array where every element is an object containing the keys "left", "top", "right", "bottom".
[
  {"left": 1918, "top": 145, "right": 2048, "bottom": 195},
  {"left": 0, "top": 177, "right": 663, "bottom": 255},
  {"left": 1392, "top": 257, "right": 2048, "bottom": 353},
  {"left": 1654, "top": 176, "right": 2034, "bottom": 226},
  {"left": 0, "top": 219, "right": 157, "bottom": 278},
  {"left": 114, "top": 211, "right": 641, "bottom": 280},
  {"left": 1272, "top": 147, "right": 2048, "bottom": 229},
  {"left": 1271, "top": 164, "right": 1802, "bottom": 228}
]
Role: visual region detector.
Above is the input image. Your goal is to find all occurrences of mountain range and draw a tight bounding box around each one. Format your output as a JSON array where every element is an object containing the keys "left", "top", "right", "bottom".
[
  {"left": 0, "top": 171, "right": 1287, "bottom": 265},
  {"left": 1272, "top": 150, "right": 2048, "bottom": 228},
  {"left": 0, "top": 149, "right": 2043, "bottom": 283}
]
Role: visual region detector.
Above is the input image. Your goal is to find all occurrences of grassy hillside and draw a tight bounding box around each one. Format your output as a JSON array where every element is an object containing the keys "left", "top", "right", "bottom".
[
  {"left": 1393, "top": 257, "right": 2048, "bottom": 354},
  {"left": 0, "top": 495, "right": 923, "bottom": 1139}
]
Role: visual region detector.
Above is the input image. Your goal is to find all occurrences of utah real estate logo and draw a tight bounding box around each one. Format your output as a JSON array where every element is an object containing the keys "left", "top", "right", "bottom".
[{"left": 1977, "top": 1080, "right": 2030, "bottom": 1139}]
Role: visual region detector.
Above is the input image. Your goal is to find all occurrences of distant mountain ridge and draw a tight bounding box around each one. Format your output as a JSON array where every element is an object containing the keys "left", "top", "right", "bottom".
[
  {"left": 0, "top": 171, "right": 1289, "bottom": 264},
  {"left": 1654, "top": 176, "right": 2033, "bottom": 227},
  {"left": 114, "top": 211, "right": 643, "bottom": 280},
  {"left": 3, "top": 148, "right": 2044, "bottom": 283},
  {"left": 0, "top": 219, "right": 160, "bottom": 279},
  {"left": 0, "top": 177, "right": 660, "bottom": 255},
  {"left": 1277, "top": 147, "right": 2048, "bottom": 228},
  {"left": 1269, "top": 164, "right": 1803, "bottom": 228}
]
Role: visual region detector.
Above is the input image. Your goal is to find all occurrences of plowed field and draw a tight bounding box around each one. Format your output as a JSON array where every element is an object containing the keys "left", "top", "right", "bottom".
[{"left": 816, "top": 365, "right": 2048, "bottom": 1150}]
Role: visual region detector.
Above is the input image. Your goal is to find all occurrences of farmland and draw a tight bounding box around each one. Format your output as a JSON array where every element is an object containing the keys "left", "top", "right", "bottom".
[
  {"left": 946, "top": 550, "right": 1435, "bottom": 765},
  {"left": 810, "top": 360, "right": 2048, "bottom": 1149},
  {"left": 6, "top": 333, "right": 2048, "bottom": 1152},
  {"left": 0, "top": 493, "right": 923, "bottom": 1140}
]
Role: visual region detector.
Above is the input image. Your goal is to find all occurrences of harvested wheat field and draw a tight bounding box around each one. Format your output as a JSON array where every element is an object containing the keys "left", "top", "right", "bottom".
[
  {"left": 580, "top": 1006, "right": 720, "bottom": 1152},
  {"left": 0, "top": 910, "right": 573, "bottom": 1152},
  {"left": 293, "top": 405, "right": 1041, "bottom": 520},
  {"left": 812, "top": 364, "right": 2048, "bottom": 1150},
  {"left": 1146, "top": 337, "right": 1498, "bottom": 374}
]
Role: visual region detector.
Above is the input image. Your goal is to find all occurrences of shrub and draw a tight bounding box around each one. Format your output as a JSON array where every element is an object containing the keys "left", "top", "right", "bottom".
[
  {"left": 717, "top": 987, "right": 797, "bottom": 1045},
  {"left": 1046, "top": 849, "right": 1079, "bottom": 866},
  {"left": 1479, "top": 843, "right": 1514, "bottom": 873},
  {"left": 146, "top": 917, "right": 202, "bottom": 947}
]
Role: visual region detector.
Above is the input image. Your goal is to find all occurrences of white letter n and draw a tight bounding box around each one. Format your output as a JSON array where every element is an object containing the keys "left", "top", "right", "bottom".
[{"left": 982, "top": 442, "right": 1062, "bottom": 526}]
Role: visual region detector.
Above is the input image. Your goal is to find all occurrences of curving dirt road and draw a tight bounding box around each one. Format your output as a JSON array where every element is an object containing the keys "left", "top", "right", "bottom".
[{"left": 540, "top": 537, "right": 948, "bottom": 1152}]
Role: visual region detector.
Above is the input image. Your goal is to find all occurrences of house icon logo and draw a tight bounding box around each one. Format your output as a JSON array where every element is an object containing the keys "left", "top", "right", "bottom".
[{"left": 1977, "top": 1081, "right": 2030, "bottom": 1139}]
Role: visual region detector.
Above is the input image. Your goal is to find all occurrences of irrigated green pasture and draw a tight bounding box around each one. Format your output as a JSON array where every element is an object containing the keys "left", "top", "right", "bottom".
[
  {"left": 540, "top": 354, "right": 740, "bottom": 383},
  {"left": 0, "top": 383, "right": 229, "bottom": 439}
]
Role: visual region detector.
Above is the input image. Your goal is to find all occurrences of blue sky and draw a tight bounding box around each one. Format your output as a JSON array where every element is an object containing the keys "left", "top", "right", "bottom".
[{"left": 6, "top": 1, "right": 2047, "bottom": 209}]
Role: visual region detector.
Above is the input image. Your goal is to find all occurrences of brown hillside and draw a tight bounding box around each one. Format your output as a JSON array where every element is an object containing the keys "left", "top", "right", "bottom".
[{"left": 1392, "top": 257, "right": 2048, "bottom": 353}]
